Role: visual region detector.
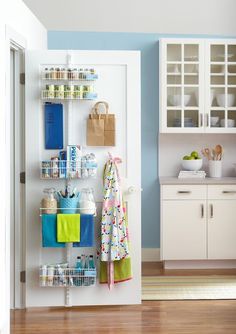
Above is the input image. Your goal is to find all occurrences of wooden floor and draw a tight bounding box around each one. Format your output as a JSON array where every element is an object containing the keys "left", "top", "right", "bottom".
[{"left": 11, "top": 262, "right": 236, "bottom": 334}]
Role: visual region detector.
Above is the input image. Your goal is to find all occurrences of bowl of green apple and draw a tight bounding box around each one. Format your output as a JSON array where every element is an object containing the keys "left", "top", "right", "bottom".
[{"left": 182, "top": 151, "right": 203, "bottom": 171}]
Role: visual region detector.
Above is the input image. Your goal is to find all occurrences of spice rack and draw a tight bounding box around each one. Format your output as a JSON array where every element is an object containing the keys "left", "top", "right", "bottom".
[
  {"left": 41, "top": 67, "right": 98, "bottom": 101},
  {"left": 42, "top": 68, "right": 98, "bottom": 81},
  {"left": 41, "top": 87, "right": 97, "bottom": 100},
  {"left": 39, "top": 265, "right": 96, "bottom": 287}
]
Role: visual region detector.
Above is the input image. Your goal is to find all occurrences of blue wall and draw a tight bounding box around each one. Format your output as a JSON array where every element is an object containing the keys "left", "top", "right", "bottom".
[{"left": 48, "top": 31, "right": 227, "bottom": 248}]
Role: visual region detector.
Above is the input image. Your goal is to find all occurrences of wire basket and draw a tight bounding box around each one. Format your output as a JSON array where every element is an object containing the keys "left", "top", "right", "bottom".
[{"left": 39, "top": 265, "right": 96, "bottom": 287}]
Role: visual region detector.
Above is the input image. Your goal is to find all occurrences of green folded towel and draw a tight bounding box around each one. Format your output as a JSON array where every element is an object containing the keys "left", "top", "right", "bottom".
[
  {"left": 57, "top": 214, "right": 80, "bottom": 242},
  {"left": 100, "top": 257, "right": 132, "bottom": 284}
]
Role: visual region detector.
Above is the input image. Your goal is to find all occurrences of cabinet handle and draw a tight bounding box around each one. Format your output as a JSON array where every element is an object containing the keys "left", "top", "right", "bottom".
[
  {"left": 201, "top": 204, "right": 204, "bottom": 218},
  {"left": 200, "top": 113, "right": 203, "bottom": 127},
  {"left": 222, "top": 190, "right": 236, "bottom": 194},
  {"left": 206, "top": 114, "right": 209, "bottom": 127},
  {"left": 210, "top": 204, "right": 213, "bottom": 218},
  {"left": 177, "top": 191, "right": 192, "bottom": 194}
]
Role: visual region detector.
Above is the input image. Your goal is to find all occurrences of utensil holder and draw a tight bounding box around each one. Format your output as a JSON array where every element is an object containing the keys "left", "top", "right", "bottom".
[
  {"left": 208, "top": 160, "right": 222, "bottom": 178},
  {"left": 59, "top": 198, "right": 79, "bottom": 214}
]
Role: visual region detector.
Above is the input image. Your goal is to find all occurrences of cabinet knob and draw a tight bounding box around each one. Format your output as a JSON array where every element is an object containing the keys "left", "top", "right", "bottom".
[
  {"left": 201, "top": 204, "right": 204, "bottom": 218},
  {"left": 177, "top": 190, "right": 191, "bottom": 194},
  {"left": 210, "top": 204, "right": 214, "bottom": 218},
  {"left": 222, "top": 190, "right": 236, "bottom": 194}
]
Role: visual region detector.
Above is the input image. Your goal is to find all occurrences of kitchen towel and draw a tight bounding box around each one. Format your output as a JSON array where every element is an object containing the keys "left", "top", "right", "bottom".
[
  {"left": 41, "top": 214, "right": 65, "bottom": 248},
  {"left": 73, "top": 214, "right": 94, "bottom": 247},
  {"left": 100, "top": 258, "right": 132, "bottom": 284},
  {"left": 57, "top": 214, "right": 80, "bottom": 242}
]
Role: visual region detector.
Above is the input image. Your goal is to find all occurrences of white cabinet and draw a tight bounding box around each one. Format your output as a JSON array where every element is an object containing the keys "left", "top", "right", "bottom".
[
  {"left": 162, "top": 200, "right": 207, "bottom": 260},
  {"left": 161, "top": 184, "right": 236, "bottom": 261},
  {"left": 160, "top": 38, "right": 236, "bottom": 133},
  {"left": 208, "top": 185, "right": 236, "bottom": 259}
]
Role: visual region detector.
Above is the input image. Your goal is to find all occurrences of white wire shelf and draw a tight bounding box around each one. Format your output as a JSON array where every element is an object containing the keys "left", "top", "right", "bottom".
[
  {"left": 41, "top": 90, "right": 97, "bottom": 100},
  {"left": 39, "top": 207, "right": 97, "bottom": 216},
  {"left": 39, "top": 265, "right": 96, "bottom": 287},
  {"left": 41, "top": 160, "right": 97, "bottom": 179},
  {"left": 41, "top": 70, "right": 98, "bottom": 81}
]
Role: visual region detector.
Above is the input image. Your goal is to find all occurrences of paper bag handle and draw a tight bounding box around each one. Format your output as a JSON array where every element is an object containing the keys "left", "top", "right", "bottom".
[{"left": 92, "top": 101, "right": 109, "bottom": 117}]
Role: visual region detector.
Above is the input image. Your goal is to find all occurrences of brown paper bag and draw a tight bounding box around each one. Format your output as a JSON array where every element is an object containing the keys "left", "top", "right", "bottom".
[{"left": 87, "top": 101, "right": 116, "bottom": 146}]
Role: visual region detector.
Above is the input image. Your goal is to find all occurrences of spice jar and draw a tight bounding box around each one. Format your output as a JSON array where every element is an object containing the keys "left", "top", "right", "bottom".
[
  {"left": 60, "top": 68, "right": 67, "bottom": 80},
  {"left": 41, "top": 188, "right": 57, "bottom": 214},
  {"left": 50, "top": 67, "right": 56, "bottom": 79},
  {"left": 44, "top": 67, "right": 50, "bottom": 79}
]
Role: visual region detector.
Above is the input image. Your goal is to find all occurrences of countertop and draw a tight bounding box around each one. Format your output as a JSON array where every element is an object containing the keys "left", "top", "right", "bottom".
[{"left": 159, "top": 177, "right": 236, "bottom": 185}]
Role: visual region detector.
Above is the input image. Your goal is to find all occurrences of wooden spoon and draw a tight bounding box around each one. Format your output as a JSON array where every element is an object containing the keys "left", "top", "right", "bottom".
[
  {"left": 204, "top": 148, "right": 212, "bottom": 160},
  {"left": 201, "top": 148, "right": 212, "bottom": 160},
  {"left": 215, "top": 144, "right": 223, "bottom": 160}
]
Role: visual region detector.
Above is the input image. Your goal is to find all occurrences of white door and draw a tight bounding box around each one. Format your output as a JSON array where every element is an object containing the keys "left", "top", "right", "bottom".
[
  {"left": 25, "top": 50, "right": 141, "bottom": 307},
  {"left": 162, "top": 200, "right": 207, "bottom": 260},
  {"left": 208, "top": 200, "right": 236, "bottom": 259}
]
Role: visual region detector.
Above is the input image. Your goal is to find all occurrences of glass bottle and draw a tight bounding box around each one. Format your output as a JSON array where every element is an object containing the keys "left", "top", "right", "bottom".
[
  {"left": 41, "top": 188, "right": 57, "bottom": 214},
  {"left": 79, "top": 188, "right": 96, "bottom": 215}
]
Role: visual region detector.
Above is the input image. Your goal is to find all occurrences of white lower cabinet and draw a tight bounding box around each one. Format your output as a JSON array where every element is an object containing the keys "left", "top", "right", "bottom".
[
  {"left": 162, "top": 200, "right": 207, "bottom": 260},
  {"left": 208, "top": 200, "right": 236, "bottom": 259},
  {"left": 161, "top": 184, "right": 236, "bottom": 261}
]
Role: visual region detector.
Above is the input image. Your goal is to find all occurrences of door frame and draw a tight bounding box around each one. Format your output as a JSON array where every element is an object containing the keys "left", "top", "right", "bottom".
[{"left": 6, "top": 25, "right": 26, "bottom": 310}]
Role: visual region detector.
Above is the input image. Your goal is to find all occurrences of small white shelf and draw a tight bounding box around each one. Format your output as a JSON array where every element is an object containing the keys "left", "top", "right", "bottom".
[
  {"left": 167, "top": 106, "right": 199, "bottom": 110},
  {"left": 167, "top": 73, "right": 199, "bottom": 76},
  {"left": 41, "top": 160, "right": 97, "bottom": 179}
]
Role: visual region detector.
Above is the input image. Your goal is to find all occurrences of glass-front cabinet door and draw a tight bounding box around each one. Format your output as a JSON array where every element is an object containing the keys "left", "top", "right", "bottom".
[
  {"left": 160, "top": 39, "right": 204, "bottom": 133},
  {"left": 207, "top": 41, "right": 236, "bottom": 133}
]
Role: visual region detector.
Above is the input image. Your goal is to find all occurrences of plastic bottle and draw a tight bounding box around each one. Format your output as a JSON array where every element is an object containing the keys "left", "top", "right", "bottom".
[
  {"left": 88, "top": 255, "right": 95, "bottom": 285},
  {"left": 75, "top": 256, "right": 82, "bottom": 286}
]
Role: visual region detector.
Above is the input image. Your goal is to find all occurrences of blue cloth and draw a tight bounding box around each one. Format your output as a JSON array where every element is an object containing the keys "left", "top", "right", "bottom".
[
  {"left": 73, "top": 214, "right": 94, "bottom": 247},
  {"left": 42, "top": 214, "right": 65, "bottom": 248}
]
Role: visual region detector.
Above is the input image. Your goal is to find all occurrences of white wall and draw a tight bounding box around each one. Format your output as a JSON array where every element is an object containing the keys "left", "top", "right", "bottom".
[
  {"left": 23, "top": 0, "right": 236, "bottom": 36},
  {"left": 0, "top": 1, "right": 47, "bottom": 333}
]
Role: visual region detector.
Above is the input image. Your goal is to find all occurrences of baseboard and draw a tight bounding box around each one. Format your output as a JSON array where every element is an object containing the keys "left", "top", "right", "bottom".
[
  {"left": 164, "top": 260, "right": 236, "bottom": 269},
  {"left": 142, "top": 248, "right": 160, "bottom": 262}
]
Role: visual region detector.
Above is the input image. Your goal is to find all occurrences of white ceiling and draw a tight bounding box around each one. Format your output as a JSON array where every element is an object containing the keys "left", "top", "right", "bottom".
[{"left": 23, "top": 0, "right": 236, "bottom": 35}]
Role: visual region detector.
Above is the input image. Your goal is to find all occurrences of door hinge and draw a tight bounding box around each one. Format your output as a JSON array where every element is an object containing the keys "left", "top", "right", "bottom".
[
  {"left": 20, "top": 73, "right": 25, "bottom": 85},
  {"left": 20, "top": 172, "right": 26, "bottom": 184},
  {"left": 20, "top": 271, "right": 26, "bottom": 283}
]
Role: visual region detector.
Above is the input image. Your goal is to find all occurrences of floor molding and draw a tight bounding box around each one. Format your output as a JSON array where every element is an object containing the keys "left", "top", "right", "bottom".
[
  {"left": 164, "top": 260, "right": 236, "bottom": 269},
  {"left": 142, "top": 248, "right": 160, "bottom": 262}
]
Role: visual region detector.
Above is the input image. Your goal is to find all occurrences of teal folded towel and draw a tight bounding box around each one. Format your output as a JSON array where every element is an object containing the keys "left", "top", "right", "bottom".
[
  {"left": 42, "top": 214, "right": 65, "bottom": 248},
  {"left": 73, "top": 214, "right": 94, "bottom": 247}
]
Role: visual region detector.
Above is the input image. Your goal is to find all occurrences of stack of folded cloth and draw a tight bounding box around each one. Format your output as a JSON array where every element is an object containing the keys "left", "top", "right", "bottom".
[{"left": 178, "top": 170, "right": 206, "bottom": 179}]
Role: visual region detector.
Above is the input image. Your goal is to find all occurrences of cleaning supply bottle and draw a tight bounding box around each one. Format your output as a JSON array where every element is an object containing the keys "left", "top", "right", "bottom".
[
  {"left": 81, "top": 254, "right": 86, "bottom": 286},
  {"left": 75, "top": 256, "right": 82, "bottom": 286},
  {"left": 88, "top": 255, "right": 95, "bottom": 285}
]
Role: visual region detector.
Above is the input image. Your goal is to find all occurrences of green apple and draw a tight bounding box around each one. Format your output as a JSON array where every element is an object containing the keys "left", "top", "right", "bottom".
[
  {"left": 183, "top": 155, "right": 190, "bottom": 160},
  {"left": 190, "top": 151, "right": 199, "bottom": 159},
  {"left": 188, "top": 156, "right": 195, "bottom": 160}
]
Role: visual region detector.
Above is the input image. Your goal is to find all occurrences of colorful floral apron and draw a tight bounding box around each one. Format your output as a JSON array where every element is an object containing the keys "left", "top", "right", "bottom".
[{"left": 100, "top": 154, "right": 130, "bottom": 288}]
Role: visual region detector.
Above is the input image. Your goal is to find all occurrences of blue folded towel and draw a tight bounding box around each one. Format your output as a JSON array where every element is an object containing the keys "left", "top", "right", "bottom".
[
  {"left": 42, "top": 214, "right": 65, "bottom": 248},
  {"left": 73, "top": 214, "right": 94, "bottom": 247}
]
